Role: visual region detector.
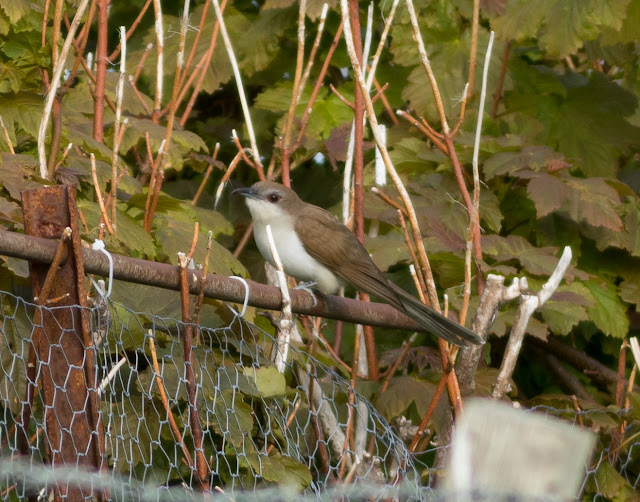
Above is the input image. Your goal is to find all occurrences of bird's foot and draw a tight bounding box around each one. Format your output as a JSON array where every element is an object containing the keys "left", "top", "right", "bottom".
[{"left": 295, "top": 281, "right": 318, "bottom": 306}]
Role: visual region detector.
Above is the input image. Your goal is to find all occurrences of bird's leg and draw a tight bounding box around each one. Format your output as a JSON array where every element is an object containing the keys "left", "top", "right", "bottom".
[{"left": 294, "top": 281, "right": 319, "bottom": 306}]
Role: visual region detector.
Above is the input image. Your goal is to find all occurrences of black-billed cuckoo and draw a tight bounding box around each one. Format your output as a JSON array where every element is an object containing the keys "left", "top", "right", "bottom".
[{"left": 234, "top": 181, "right": 482, "bottom": 347}]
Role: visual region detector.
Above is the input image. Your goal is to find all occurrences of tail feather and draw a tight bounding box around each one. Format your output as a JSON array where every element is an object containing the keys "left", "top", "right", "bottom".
[{"left": 389, "top": 283, "right": 483, "bottom": 346}]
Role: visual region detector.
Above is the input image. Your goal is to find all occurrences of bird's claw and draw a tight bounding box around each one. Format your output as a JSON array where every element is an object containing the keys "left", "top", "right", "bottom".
[{"left": 295, "top": 281, "right": 318, "bottom": 307}]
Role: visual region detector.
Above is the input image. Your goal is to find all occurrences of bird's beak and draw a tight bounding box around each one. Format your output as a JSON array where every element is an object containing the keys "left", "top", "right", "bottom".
[{"left": 232, "top": 186, "right": 259, "bottom": 199}]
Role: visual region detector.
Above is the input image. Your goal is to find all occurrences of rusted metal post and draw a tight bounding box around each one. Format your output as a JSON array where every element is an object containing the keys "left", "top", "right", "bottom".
[{"left": 21, "top": 185, "right": 105, "bottom": 501}]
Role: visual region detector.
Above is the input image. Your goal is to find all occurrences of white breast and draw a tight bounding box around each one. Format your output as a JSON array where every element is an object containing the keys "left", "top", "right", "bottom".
[{"left": 246, "top": 199, "right": 341, "bottom": 294}]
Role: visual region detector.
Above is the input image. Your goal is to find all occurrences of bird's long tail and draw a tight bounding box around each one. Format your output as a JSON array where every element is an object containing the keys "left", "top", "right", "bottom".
[{"left": 388, "top": 283, "right": 483, "bottom": 346}]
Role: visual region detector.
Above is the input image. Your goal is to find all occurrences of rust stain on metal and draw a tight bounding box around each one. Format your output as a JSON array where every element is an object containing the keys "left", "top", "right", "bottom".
[{"left": 21, "top": 185, "right": 104, "bottom": 501}]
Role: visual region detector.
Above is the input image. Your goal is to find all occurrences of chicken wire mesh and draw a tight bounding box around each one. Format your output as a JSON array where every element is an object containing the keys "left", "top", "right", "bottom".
[{"left": 0, "top": 287, "right": 637, "bottom": 501}]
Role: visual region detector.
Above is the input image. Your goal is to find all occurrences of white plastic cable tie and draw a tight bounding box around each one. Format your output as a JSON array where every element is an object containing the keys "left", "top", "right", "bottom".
[
  {"left": 229, "top": 276, "right": 250, "bottom": 318},
  {"left": 92, "top": 239, "right": 113, "bottom": 298}
]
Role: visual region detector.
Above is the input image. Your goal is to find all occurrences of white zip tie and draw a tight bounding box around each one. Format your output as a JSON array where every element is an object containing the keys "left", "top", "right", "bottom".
[
  {"left": 229, "top": 276, "right": 250, "bottom": 318},
  {"left": 91, "top": 239, "right": 113, "bottom": 299}
]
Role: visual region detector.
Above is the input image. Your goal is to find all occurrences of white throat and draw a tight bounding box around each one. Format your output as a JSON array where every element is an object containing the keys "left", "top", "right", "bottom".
[{"left": 245, "top": 198, "right": 341, "bottom": 294}]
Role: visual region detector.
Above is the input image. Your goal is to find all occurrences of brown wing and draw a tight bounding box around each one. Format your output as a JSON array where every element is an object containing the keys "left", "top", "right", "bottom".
[
  {"left": 295, "top": 204, "right": 483, "bottom": 346},
  {"left": 294, "top": 205, "right": 405, "bottom": 311}
]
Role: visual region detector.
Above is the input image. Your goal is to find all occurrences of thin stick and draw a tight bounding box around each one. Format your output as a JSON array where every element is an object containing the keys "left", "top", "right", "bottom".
[
  {"left": 90, "top": 154, "right": 115, "bottom": 235},
  {"left": 193, "top": 230, "right": 213, "bottom": 342},
  {"left": 180, "top": 0, "right": 228, "bottom": 127},
  {"left": 265, "top": 224, "right": 293, "bottom": 373},
  {"left": 151, "top": 0, "right": 164, "bottom": 119},
  {"left": 233, "top": 222, "right": 254, "bottom": 258},
  {"left": 214, "top": 151, "right": 243, "bottom": 210},
  {"left": 460, "top": 31, "right": 494, "bottom": 325},
  {"left": 94, "top": 0, "right": 108, "bottom": 142},
  {"left": 291, "top": 21, "right": 344, "bottom": 153},
  {"left": 37, "top": 0, "right": 92, "bottom": 178},
  {"left": 379, "top": 332, "right": 417, "bottom": 393},
  {"left": 396, "top": 110, "right": 447, "bottom": 154},
  {"left": 232, "top": 129, "right": 257, "bottom": 170},
  {"left": 467, "top": 0, "right": 480, "bottom": 97},
  {"left": 108, "top": 0, "right": 153, "bottom": 61},
  {"left": 404, "top": 0, "right": 450, "bottom": 133},
  {"left": 178, "top": 249, "right": 210, "bottom": 486},
  {"left": 110, "top": 26, "right": 127, "bottom": 231},
  {"left": 408, "top": 371, "right": 448, "bottom": 451},
  {"left": 192, "top": 142, "right": 220, "bottom": 206},
  {"left": 134, "top": 43, "right": 154, "bottom": 83},
  {"left": 211, "top": 0, "right": 263, "bottom": 172},
  {"left": 148, "top": 334, "right": 203, "bottom": 486},
  {"left": 53, "top": 143, "right": 73, "bottom": 173},
  {"left": 33, "top": 227, "right": 72, "bottom": 304},
  {"left": 0, "top": 116, "right": 15, "bottom": 154},
  {"left": 298, "top": 4, "right": 329, "bottom": 103}
]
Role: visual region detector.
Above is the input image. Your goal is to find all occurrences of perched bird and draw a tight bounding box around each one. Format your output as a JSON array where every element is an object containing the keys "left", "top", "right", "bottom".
[{"left": 233, "top": 181, "right": 482, "bottom": 347}]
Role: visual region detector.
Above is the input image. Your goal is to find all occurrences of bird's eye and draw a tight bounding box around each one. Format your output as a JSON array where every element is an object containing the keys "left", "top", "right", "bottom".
[{"left": 267, "top": 193, "right": 281, "bottom": 203}]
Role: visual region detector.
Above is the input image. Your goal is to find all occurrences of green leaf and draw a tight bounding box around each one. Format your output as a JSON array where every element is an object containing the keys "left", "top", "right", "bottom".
[
  {"left": 541, "top": 72, "right": 640, "bottom": 177},
  {"left": 0, "top": 0, "right": 40, "bottom": 24},
  {"left": 482, "top": 146, "right": 563, "bottom": 180},
  {"left": 541, "top": 301, "right": 589, "bottom": 335},
  {"left": 243, "top": 366, "right": 286, "bottom": 398},
  {"left": 525, "top": 172, "right": 623, "bottom": 231},
  {"left": 211, "top": 389, "right": 254, "bottom": 447},
  {"left": 583, "top": 279, "right": 629, "bottom": 338},
  {"left": 259, "top": 454, "right": 312, "bottom": 490},
  {"left": 120, "top": 117, "right": 207, "bottom": 170},
  {"left": 0, "top": 92, "right": 43, "bottom": 140},
  {"left": 588, "top": 460, "right": 631, "bottom": 499},
  {"left": 153, "top": 207, "right": 248, "bottom": 277},
  {"left": 482, "top": 234, "right": 562, "bottom": 276},
  {"left": 0, "top": 153, "right": 44, "bottom": 200},
  {"left": 77, "top": 200, "right": 157, "bottom": 259},
  {"left": 492, "top": 0, "right": 632, "bottom": 57}
]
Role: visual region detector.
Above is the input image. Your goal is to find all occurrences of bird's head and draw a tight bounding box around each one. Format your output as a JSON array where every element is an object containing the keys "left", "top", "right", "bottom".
[{"left": 232, "top": 181, "right": 301, "bottom": 224}]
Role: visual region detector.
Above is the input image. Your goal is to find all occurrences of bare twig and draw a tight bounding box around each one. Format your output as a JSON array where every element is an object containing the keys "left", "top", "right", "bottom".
[
  {"left": 37, "top": 0, "right": 92, "bottom": 178},
  {"left": 211, "top": 0, "right": 263, "bottom": 172},
  {"left": 178, "top": 248, "right": 209, "bottom": 486},
  {"left": 280, "top": 0, "right": 308, "bottom": 187},
  {"left": 265, "top": 224, "right": 293, "bottom": 373},
  {"left": 460, "top": 31, "right": 494, "bottom": 325},
  {"left": 0, "top": 116, "right": 15, "bottom": 154},
  {"left": 491, "top": 247, "right": 573, "bottom": 399},
  {"left": 108, "top": 0, "right": 153, "bottom": 61},
  {"left": 192, "top": 143, "right": 220, "bottom": 206},
  {"left": 90, "top": 154, "right": 115, "bottom": 235}
]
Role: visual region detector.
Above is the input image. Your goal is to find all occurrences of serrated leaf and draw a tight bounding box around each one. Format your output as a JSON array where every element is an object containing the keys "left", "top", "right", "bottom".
[
  {"left": 77, "top": 199, "right": 157, "bottom": 259},
  {"left": 258, "top": 454, "right": 312, "bottom": 490},
  {"left": 492, "top": 0, "right": 631, "bottom": 57},
  {"left": 0, "top": 153, "right": 44, "bottom": 200},
  {"left": 544, "top": 72, "right": 640, "bottom": 177},
  {"left": 211, "top": 389, "right": 254, "bottom": 447},
  {"left": 588, "top": 460, "right": 630, "bottom": 499},
  {"left": 243, "top": 366, "right": 286, "bottom": 398},
  {"left": 541, "top": 301, "right": 589, "bottom": 335},
  {"left": 0, "top": 92, "right": 43, "bottom": 141},
  {"left": 525, "top": 172, "right": 623, "bottom": 231},
  {"left": 0, "top": 0, "right": 39, "bottom": 24},
  {"left": 482, "top": 234, "right": 561, "bottom": 276},
  {"left": 120, "top": 117, "right": 207, "bottom": 170},
  {"left": 584, "top": 280, "right": 629, "bottom": 338},
  {"left": 153, "top": 208, "right": 248, "bottom": 277},
  {"left": 482, "top": 146, "right": 561, "bottom": 180}
]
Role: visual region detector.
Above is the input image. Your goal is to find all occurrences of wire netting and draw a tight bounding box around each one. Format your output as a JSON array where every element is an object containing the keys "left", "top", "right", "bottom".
[{"left": 0, "top": 288, "right": 637, "bottom": 501}]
